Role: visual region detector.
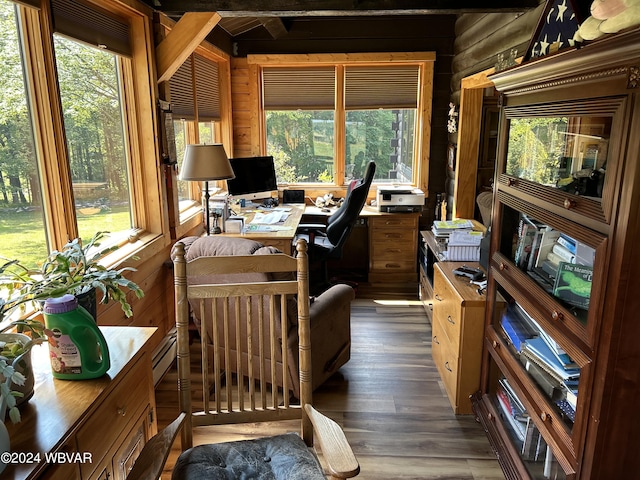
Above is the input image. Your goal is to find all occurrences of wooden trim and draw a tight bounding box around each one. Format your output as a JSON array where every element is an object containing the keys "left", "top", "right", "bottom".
[
  {"left": 418, "top": 60, "right": 434, "bottom": 195},
  {"left": 21, "top": 3, "right": 76, "bottom": 246},
  {"left": 453, "top": 87, "right": 484, "bottom": 219},
  {"left": 156, "top": 12, "right": 221, "bottom": 83},
  {"left": 249, "top": 62, "right": 261, "bottom": 157},
  {"left": 453, "top": 66, "right": 496, "bottom": 219},
  {"left": 335, "top": 64, "right": 346, "bottom": 183},
  {"left": 248, "top": 51, "right": 436, "bottom": 65}
]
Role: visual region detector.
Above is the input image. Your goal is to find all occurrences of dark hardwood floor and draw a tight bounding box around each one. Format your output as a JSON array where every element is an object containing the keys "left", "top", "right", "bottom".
[{"left": 155, "top": 298, "right": 505, "bottom": 479}]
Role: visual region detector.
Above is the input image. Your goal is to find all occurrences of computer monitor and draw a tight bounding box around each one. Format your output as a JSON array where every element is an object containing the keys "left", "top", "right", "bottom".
[{"left": 226, "top": 156, "right": 278, "bottom": 202}]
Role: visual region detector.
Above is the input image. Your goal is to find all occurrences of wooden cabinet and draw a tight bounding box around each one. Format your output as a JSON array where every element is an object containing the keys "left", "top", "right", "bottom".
[
  {"left": 432, "top": 262, "right": 493, "bottom": 414},
  {"left": 473, "top": 29, "right": 640, "bottom": 480},
  {"left": 5, "top": 327, "right": 157, "bottom": 480},
  {"left": 368, "top": 213, "right": 419, "bottom": 284}
]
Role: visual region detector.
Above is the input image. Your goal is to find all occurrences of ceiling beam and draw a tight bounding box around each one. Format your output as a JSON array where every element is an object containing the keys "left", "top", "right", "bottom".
[
  {"left": 149, "top": 0, "right": 540, "bottom": 16},
  {"left": 156, "top": 12, "right": 222, "bottom": 83}
]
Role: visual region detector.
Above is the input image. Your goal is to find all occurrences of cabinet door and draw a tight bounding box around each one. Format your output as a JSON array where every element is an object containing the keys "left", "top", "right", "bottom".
[
  {"left": 497, "top": 98, "right": 625, "bottom": 227},
  {"left": 485, "top": 203, "right": 598, "bottom": 473}
]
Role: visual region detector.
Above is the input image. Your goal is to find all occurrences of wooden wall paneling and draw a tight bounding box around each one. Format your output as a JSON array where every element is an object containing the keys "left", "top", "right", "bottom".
[
  {"left": 450, "top": 7, "right": 542, "bottom": 100},
  {"left": 230, "top": 57, "right": 254, "bottom": 158}
]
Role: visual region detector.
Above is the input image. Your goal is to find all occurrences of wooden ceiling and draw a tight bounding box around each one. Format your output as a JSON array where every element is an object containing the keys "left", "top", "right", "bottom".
[{"left": 145, "top": 0, "right": 542, "bottom": 38}]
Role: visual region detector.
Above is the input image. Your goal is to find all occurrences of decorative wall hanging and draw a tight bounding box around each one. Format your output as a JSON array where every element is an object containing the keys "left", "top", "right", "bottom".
[
  {"left": 524, "top": 0, "right": 589, "bottom": 60},
  {"left": 447, "top": 102, "right": 458, "bottom": 134}
]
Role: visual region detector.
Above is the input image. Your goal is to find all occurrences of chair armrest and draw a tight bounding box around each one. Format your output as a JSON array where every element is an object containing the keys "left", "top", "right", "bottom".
[
  {"left": 305, "top": 404, "right": 360, "bottom": 479},
  {"left": 310, "top": 284, "right": 355, "bottom": 327},
  {"left": 126, "top": 412, "right": 186, "bottom": 480},
  {"left": 297, "top": 223, "right": 327, "bottom": 232}
]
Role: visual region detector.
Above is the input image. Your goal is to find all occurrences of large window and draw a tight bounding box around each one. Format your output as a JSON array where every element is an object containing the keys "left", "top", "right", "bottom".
[
  {"left": 0, "top": 0, "right": 164, "bottom": 269},
  {"left": 258, "top": 55, "right": 434, "bottom": 189}
]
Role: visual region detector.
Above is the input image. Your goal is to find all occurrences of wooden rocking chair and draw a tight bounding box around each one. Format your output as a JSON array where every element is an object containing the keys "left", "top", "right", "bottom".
[{"left": 130, "top": 238, "right": 358, "bottom": 480}]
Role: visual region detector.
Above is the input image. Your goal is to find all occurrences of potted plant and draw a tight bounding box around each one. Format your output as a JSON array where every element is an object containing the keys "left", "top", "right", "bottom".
[{"left": 0, "top": 231, "right": 144, "bottom": 320}]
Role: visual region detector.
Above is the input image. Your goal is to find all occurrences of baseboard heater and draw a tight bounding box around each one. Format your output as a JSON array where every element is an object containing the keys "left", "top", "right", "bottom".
[{"left": 152, "top": 327, "right": 177, "bottom": 386}]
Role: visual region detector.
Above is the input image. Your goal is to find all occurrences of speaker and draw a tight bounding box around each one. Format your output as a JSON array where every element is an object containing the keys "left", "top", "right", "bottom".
[{"left": 283, "top": 189, "right": 305, "bottom": 204}]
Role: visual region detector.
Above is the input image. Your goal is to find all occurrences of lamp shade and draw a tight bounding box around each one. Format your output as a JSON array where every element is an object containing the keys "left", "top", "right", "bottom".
[{"left": 179, "top": 144, "right": 235, "bottom": 181}]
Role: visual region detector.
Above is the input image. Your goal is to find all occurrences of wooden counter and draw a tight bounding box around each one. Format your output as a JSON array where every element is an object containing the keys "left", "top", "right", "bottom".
[{"left": 4, "top": 326, "right": 157, "bottom": 480}]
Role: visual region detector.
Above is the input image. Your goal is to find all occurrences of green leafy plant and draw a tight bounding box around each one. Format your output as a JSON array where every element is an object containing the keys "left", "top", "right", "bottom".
[
  {"left": 0, "top": 231, "right": 144, "bottom": 321},
  {"left": 0, "top": 331, "right": 44, "bottom": 424}
]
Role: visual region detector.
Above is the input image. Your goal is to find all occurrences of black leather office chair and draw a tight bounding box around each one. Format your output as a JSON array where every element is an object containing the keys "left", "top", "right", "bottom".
[{"left": 295, "top": 161, "right": 376, "bottom": 290}]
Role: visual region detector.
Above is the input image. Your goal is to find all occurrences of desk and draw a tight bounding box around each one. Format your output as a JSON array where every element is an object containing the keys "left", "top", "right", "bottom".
[
  {"left": 220, "top": 204, "right": 420, "bottom": 290},
  {"left": 304, "top": 205, "right": 420, "bottom": 286},
  {"left": 221, "top": 204, "right": 304, "bottom": 253}
]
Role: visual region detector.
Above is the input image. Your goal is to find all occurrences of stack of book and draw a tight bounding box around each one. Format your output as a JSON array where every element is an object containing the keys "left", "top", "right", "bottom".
[
  {"left": 514, "top": 215, "right": 595, "bottom": 310},
  {"left": 500, "top": 302, "right": 580, "bottom": 424},
  {"left": 431, "top": 219, "right": 474, "bottom": 238},
  {"left": 496, "top": 378, "right": 528, "bottom": 442}
]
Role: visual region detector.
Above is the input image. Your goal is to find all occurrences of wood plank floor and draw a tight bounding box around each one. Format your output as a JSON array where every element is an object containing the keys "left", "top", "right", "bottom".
[{"left": 155, "top": 298, "right": 505, "bottom": 479}]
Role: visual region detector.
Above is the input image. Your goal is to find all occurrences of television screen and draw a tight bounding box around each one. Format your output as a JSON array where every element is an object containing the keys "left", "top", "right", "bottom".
[{"left": 226, "top": 156, "right": 278, "bottom": 201}]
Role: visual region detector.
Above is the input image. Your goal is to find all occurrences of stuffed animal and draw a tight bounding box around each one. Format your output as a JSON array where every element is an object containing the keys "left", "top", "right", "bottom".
[
  {"left": 578, "top": 0, "right": 640, "bottom": 40},
  {"left": 314, "top": 193, "right": 336, "bottom": 208}
]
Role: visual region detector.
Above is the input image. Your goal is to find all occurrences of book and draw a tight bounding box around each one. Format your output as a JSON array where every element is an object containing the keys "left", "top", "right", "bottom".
[
  {"left": 515, "top": 216, "right": 543, "bottom": 268},
  {"left": 557, "top": 233, "right": 577, "bottom": 254},
  {"left": 522, "top": 337, "right": 580, "bottom": 382},
  {"left": 520, "top": 356, "right": 562, "bottom": 397},
  {"left": 552, "top": 243, "right": 576, "bottom": 263},
  {"left": 545, "top": 251, "right": 564, "bottom": 267},
  {"left": 553, "top": 262, "right": 593, "bottom": 309},
  {"left": 535, "top": 230, "right": 561, "bottom": 268},
  {"left": 501, "top": 305, "right": 538, "bottom": 352}
]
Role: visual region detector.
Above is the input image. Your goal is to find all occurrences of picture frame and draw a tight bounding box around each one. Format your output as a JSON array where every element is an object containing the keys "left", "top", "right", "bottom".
[{"left": 447, "top": 143, "right": 456, "bottom": 171}]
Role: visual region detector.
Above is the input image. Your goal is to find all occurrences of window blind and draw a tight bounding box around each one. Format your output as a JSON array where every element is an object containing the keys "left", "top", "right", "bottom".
[
  {"left": 345, "top": 65, "right": 419, "bottom": 109},
  {"left": 263, "top": 67, "right": 335, "bottom": 110},
  {"left": 51, "top": 0, "right": 131, "bottom": 57},
  {"left": 194, "top": 54, "right": 220, "bottom": 121},
  {"left": 169, "top": 54, "right": 221, "bottom": 122},
  {"left": 169, "top": 56, "right": 195, "bottom": 119}
]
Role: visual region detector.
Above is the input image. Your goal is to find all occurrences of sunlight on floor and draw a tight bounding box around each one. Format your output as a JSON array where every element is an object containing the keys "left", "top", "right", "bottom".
[{"left": 372, "top": 299, "right": 424, "bottom": 306}]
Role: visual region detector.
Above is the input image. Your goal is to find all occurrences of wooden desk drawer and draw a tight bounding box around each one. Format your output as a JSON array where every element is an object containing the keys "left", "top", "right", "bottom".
[
  {"left": 433, "top": 270, "right": 463, "bottom": 350},
  {"left": 77, "top": 357, "right": 149, "bottom": 478},
  {"left": 370, "top": 257, "right": 416, "bottom": 272},
  {"left": 431, "top": 327, "right": 459, "bottom": 407},
  {"left": 371, "top": 215, "right": 418, "bottom": 229},
  {"left": 371, "top": 229, "right": 416, "bottom": 248}
]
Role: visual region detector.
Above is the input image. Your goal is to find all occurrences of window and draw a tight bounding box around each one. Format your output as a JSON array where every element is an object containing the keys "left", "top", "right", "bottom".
[
  {"left": 168, "top": 51, "right": 224, "bottom": 222},
  {"left": 0, "top": 0, "right": 164, "bottom": 269},
  {"left": 256, "top": 54, "right": 434, "bottom": 190},
  {"left": 54, "top": 35, "right": 133, "bottom": 243}
]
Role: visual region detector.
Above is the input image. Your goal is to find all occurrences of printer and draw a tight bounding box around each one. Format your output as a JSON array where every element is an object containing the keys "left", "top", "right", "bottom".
[{"left": 376, "top": 186, "right": 425, "bottom": 213}]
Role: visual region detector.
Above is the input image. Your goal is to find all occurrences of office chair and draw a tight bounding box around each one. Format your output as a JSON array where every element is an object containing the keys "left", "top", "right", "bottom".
[{"left": 296, "top": 161, "right": 376, "bottom": 290}]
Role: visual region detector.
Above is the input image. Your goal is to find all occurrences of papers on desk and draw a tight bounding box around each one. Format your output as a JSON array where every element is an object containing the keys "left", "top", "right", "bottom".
[
  {"left": 244, "top": 225, "right": 292, "bottom": 232},
  {"left": 250, "top": 211, "right": 290, "bottom": 225}
]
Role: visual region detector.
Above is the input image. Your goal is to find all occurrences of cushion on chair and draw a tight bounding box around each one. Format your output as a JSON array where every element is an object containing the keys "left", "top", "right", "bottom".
[{"left": 171, "top": 432, "right": 326, "bottom": 480}]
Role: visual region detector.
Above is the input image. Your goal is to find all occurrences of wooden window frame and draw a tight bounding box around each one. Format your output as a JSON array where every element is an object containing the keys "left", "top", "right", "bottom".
[{"left": 248, "top": 52, "right": 435, "bottom": 197}]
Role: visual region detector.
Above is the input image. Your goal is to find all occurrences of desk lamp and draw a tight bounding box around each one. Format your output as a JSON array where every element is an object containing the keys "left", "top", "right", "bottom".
[{"left": 179, "top": 144, "right": 235, "bottom": 234}]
